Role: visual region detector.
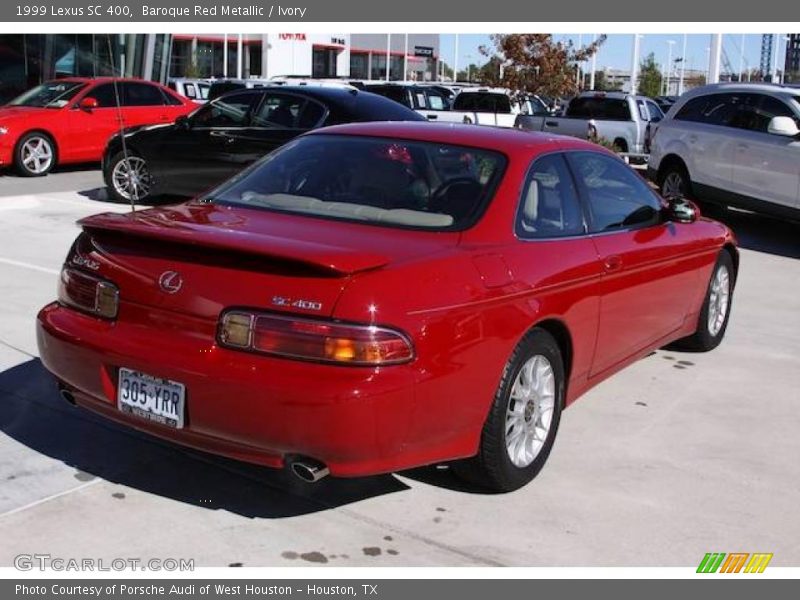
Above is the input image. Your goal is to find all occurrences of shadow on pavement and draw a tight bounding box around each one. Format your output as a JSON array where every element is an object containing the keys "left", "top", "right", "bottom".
[
  {"left": 0, "top": 359, "right": 411, "bottom": 518},
  {"left": 78, "top": 187, "right": 184, "bottom": 207},
  {"left": 700, "top": 204, "right": 800, "bottom": 259}
]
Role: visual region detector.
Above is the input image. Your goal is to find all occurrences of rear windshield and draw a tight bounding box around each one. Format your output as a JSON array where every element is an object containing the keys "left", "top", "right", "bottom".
[
  {"left": 566, "top": 97, "right": 632, "bottom": 120},
  {"left": 453, "top": 93, "right": 512, "bottom": 113},
  {"left": 207, "top": 134, "right": 506, "bottom": 231}
]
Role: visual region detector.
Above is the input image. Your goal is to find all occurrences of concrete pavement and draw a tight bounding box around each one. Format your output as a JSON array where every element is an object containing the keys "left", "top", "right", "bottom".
[{"left": 0, "top": 168, "right": 798, "bottom": 567}]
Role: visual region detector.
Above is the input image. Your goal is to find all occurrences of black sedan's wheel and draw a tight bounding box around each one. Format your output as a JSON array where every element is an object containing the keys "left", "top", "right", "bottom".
[
  {"left": 15, "top": 132, "right": 56, "bottom": 176},
  {"left": 105, "top": 151, "right": 152, "bottom": 203},
  {"left": 676, "top": 251, "right": 735, "bottom": 351},
  {"left": 454, "top": 328, "right": 564, "bottom": 492}
]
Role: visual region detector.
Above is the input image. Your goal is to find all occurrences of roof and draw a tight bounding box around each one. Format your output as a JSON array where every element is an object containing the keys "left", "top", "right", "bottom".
[
  {"left": 683, "top": 82, "right": 800, "bottom": 98},
  {"left": 308, "top": 121, "right": 601, "bottom": 154}
]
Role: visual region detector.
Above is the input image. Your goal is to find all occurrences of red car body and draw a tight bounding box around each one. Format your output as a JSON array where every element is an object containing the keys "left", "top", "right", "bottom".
[
  {"left": 36, "top": 123, "right": 737, "bottom": 482},
  {"left": 0, "top": 77, "right": 196, "bottom": 170}
]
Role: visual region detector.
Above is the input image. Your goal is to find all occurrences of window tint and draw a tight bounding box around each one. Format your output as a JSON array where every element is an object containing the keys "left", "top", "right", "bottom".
[
  {"left": 210, "top": 135, "right": 506, "bottom": 231},
  {"left": 675, "top": 93, "right": 738, "bottom": 126},
  {"left": 123, "top": 82, "right": 167, "bottom": 106},
  {"left": 755, "top": 95, "right": 799, "bottom": 132},
  {"left": 568, "top": 152, "right": 662, "bottom": 232},
  {"left": 87, "top": 83, "right": 121, "bottom": 108},
  {"left": 297, "top": 100, "right": 326, "bottom": 129},
  {"left": 252, "top": 94, "right": 306, "bottom": 128},
  {"left": 646, "top": 101, "right": 664, "bottom": 122},
  {"left": 517, "top": 154, "right": 585, "bottom": 238},
  {"left": 191, "top": 92, "right": 256, "bottom": 127},
  {"left": 367, "top": 86, "right": 411, "bottom": 107},
  {"left": 452, "top": 93, "right": 512, "bottom": 113},
  {"left": 566, "top": 97, "right": 631, "bottom": 120}
]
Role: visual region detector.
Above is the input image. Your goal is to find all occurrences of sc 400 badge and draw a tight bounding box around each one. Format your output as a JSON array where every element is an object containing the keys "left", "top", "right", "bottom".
[{"left": 272, "top": 296, "right": 323, "bottom": 311}]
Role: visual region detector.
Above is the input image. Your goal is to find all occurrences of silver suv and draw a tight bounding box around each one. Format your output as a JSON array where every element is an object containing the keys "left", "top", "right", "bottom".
[{"left": 648, "top": 83, "right": 800, "bottom": 220}]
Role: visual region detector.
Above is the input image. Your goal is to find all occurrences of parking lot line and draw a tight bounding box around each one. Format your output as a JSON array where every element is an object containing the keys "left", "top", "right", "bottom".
[
  {"left": 0, "top": 479, "right": 102, "bottom": 520},
  {"left": 0, "top": 258, "right": 59, "bottom": 276}
]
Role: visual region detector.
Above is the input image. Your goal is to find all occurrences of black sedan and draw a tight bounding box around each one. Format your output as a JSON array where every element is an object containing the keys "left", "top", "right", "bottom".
[{"left": 102, "top": 86, "right": 425, "bottom": 203}]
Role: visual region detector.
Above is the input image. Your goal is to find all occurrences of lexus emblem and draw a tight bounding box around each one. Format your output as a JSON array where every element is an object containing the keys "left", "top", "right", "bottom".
[{"left": 158, "top": 271, "right": 183, "bottom": 294}]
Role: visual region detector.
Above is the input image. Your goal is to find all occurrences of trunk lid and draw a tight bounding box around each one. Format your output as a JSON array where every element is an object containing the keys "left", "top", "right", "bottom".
[{"left": 75, "top": 202, "right": 459, "bottom": 321}]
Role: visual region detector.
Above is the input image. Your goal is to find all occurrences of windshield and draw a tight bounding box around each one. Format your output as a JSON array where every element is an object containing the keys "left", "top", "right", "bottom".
[
  {"left": 207, "top": 135, "right": 506, "bottom": 230},
  {"left": 7, "top": 81, "right": 87, "bottom": 108}
]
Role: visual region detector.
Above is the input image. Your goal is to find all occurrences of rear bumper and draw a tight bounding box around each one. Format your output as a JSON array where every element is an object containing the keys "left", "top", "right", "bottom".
[{"left": 36, "top": 302, "right": 431, "bottom": 477}]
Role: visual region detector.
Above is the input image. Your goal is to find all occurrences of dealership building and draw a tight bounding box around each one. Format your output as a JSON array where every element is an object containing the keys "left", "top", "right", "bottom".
[{"left": 0, "top": 33, "right": 441, "bottom": 102}]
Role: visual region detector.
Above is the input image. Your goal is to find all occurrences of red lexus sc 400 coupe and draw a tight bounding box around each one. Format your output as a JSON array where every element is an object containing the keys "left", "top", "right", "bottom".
[
  {"left": 37, "top": 123, "right": 737, "bottom": 492},
  {"left": 0, "top": 78, "right": 197, "bottom": 176}
]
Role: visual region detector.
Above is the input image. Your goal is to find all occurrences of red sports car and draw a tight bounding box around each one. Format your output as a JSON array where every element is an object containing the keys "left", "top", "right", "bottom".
[
  {"left": 36, "top": 123, "right": 737, "bottom": 491},
  {"left": 0, "top": 77, "right": 197, "bottom": 176}
]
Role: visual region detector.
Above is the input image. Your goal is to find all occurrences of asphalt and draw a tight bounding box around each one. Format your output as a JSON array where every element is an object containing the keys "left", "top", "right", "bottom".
[{"left": 0, "top": 168, "right": 798, "bottom": 568}]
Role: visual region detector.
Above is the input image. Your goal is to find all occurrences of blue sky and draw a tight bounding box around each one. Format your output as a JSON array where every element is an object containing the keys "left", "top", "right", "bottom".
[{"left": 440, "top": 33, "right": 789, "bottom": 74}]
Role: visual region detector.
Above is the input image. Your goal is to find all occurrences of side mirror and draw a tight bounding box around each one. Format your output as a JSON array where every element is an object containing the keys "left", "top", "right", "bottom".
[
  {"left": 175, "top": 114, "right": 191, "bottom": 129},
  {"left": 767, "top": 116, "right": 800, "bottom": 137},
  {"left": 663, "top": 196, "right": 699, "bottom": 224},
  {"left": 79, "top": 97, "right": 98, "bottom": 111}
]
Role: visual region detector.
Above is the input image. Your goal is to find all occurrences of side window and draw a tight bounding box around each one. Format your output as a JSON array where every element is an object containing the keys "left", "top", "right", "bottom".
[
  {"left": 637, "top": 100, "right": 649, "bottom": 121},
  {"left": 296, "top": 100, "right": 326, "bottom": 129},
  {"left": 646, "top": 101, "right": 664, "bottom": 122},
  {"left": 679, "top": 93, "right": 738, "bottom": 126},
  {"left": 183, "top": 84, "right": 197, "bottom": 99},
  {"left": 426, "top": 90, "right": 447, "bottom": 111},
  {"left": 414, "top": 92, "right": 427, "bottom": 109},
  {"left": 568, "top": 152, "right": 662, "bottom": 232},
  {"left": 123, "top": 82, "right": 168, "bottom": 106},
  {"left": 758, "top": 95, "right": 800, "bottom": 132},
  {"left": 516, "top": 154, "right": 585, "bottom": 238},
  {"left": 86, "top": 83, "right": 121, "bottom": 108},
  {"left": 252, "top": 94, "right": 306, "bottom": 129},
  {"left": 191, "top": 92, "right": 257, "bottom": 128},
  {"left": 674, "top": 96, "right": 709, "bottom": 122}
]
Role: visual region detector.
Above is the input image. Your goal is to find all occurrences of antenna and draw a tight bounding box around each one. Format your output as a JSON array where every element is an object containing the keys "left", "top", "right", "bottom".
[{"left": 106, "top": 35, "right": 137, "bottom": 214}]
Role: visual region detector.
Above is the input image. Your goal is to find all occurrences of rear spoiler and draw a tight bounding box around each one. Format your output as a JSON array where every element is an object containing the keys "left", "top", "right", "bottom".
[{"left": 78, "top": 211, "right": 390, "bottom": 276}]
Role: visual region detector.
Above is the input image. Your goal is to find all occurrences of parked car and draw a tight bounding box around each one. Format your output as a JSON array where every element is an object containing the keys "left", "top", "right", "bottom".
[
  {"left": 0, "top": 77, "right": 196, "bottom": 176},
  {"left": 206, "top": 78, "right": 275, "bottom": 102},
  {"left": 102, "top": 86, "right": 425, "bottom": 203},
  {"left": 441, "top": 88, "right": 549, "bottom": 127},
  {"left": 648, "top": 83, "right": 800, "bottom": 221},
  {"left": 364, "top": 82, "right": 454, "bottom": 121},
  {"left": 167, "top": 78, "right": 212, "bottom": 103},
  {"left": 39, "top": 123, "right": 737, "bottom": 492},
  {"left": 515, "top": 91, "right": 665, "bottom": 158}
]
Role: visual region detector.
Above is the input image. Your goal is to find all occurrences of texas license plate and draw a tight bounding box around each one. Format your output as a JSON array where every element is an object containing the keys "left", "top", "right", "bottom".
[{"left": 117, "top": 368, "right": 185, "bottom": 429}]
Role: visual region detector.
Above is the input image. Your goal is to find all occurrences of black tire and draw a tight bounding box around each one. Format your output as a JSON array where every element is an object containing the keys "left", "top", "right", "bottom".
[
  {"left": 15, "top": 132, "right": 56, "bottom": 177},
  {"left": 659, "top": 162, "right": 692, "bottom": 200},
  {"left": 104, "top": 151, "right": 153, "bottom": 203},
  {"left": 675, "top": 251, "right": 735, "bottom": 351},
  {"left": 453, "top": 328, "right": 565, "bottom": 492}
]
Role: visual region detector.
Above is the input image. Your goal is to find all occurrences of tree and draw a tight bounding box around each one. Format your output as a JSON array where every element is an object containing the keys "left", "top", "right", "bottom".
[
  {"left": 590, "top": 70, "right": 622, "bottom": 91},
  {"left": 478, "top": 34, "right": 607, "bottom": 97},
  {"left": 637, "top": 53, "right": 662, "bottom": 98}
]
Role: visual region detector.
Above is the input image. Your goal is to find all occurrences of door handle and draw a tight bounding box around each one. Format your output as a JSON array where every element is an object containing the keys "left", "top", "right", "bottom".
[
  {"left": 688, "top": 135, "right": 697, "bottom": 143},
  {"left": 737, "top": 142, "right": 748, "bottom": 151},
  {"left": 545, "top": 120, "right": 559, "bottom": 127},
  {"left": 603, "top": 255, "right": 623, "bottom": 273},
  {"left": 427, "top": 114, "right": 438, "bottom": 120}
]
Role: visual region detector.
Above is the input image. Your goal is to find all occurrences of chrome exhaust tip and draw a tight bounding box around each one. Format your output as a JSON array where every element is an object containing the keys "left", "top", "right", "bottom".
[
  {"left": 59, "top": 387, "right": 76, "bottom": 405},
  {"left": 290, "top": 459, "right": 330, "bottom": 483}
]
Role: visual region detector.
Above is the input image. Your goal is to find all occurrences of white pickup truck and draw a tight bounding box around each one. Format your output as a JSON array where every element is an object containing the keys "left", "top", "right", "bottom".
[
  {"left": 436, "top": 88, "right": 550, "bottom": 127},
  {"left": 515, "top": 91, "right": 665, "bottom": 158}
]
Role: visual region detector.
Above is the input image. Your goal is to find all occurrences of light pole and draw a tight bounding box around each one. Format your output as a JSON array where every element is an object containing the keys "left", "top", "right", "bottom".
[
  {"left": 664, "top": 40, "right": 675, "bottom": 95},
  {"left": 780, "top": 36, "right": 790, "bottom": 84},
  {"left": 679, "top": 33, "right": 687, "bottom": 95},
  {"left": 403, "top": 33, "right": 408, "bottom": 82},
  {"left": 739, "top": 33, "right": 745, "bottom": 82},
  {"left": 466, "top": 54, "right": 473, "bottom": 82},
  {"left": 590, "top": 33, "right": 598, "bottom": 90},
  {"left": 385, "top": 33, "right": 391, "bottom": 81},
  {"left": 630, "top": 34, "right": 643, "bottom": 95},
  {"left": 454, "top": 34, "right": 459, "bottom": 83}
]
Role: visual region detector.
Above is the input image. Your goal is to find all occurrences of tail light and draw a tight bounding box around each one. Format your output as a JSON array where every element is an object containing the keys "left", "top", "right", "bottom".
[
  {"left": 218, "top": 311, "right": 414, "bottom": 366},
  {"left": 58, "top": 267, "right": 119, "bottom": 319}
]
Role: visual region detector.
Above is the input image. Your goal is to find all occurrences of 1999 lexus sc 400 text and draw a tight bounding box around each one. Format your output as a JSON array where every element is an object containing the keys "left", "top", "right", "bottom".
[{"left": 36, "top": 123, "right": 737, "bottom": 492}]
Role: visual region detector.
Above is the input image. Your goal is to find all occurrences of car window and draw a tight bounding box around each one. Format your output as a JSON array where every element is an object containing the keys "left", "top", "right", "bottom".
[
  {"left": 426, "top": 90, "right": 447, "bottom": 110},
  {"left": 252, "top": 94, "right": 306, "bottom": 129},
  {"left": 566, "top": 97, "right": 632, "bottom": 120},
  {"left": 296, "top": 100, "right": 327, "bottom": 129},
  {"left": 646, "top": 101, "right": 664, "bottom": 122},
  {"left": 191, "top": 92, "right": 257, "bottom": 127},
  {"left": 208, "top": 135, "right": 507, "bottom": 231},
  {"left": 123, "top": 82, "right": 168, "bottom": 107},
  {"left": 453, "top": 93, "right": 512, "bottom": 113},
  {"left": 87, "top": 83, "right": 122, "bottom": 108},
  {"left": 757, "top": 95, "right": 800, "bottom": 132},
  {"left": 367, "top": 86, "right": 411, "bottom": 108},
  {"left": 637, "top": 100, "right": 649, "bottom": 121},
  {"left": 675, "top": 93, "right": 738, "bottom": 126},
  {"left": 183, "top": 84, "right": 197, "bottom": 99},
  {"left": 517, "top": 154, "right": 585, "bottom": 238},
  {"left": 567, "top": 152, "right": 662, "bottom": 232}
]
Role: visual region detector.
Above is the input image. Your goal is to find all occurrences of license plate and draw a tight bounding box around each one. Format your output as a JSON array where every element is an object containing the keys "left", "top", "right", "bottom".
[{"left": 117, "top": 368, "right": 185, "bottom": 429}]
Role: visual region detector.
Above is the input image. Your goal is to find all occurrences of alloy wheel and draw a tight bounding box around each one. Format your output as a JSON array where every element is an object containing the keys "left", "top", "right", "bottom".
[
  {"left": 707, "top": 264, "right": 731, "bottom": 337},
  {"left": 111, "top": 156, "right": 151, "bottom": 201},
  {"left": 505, "top": 354, "right": 556, "bottom": 468},
  {"left": 21, "top": 136, "right": 54, "bottom": 174}
]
